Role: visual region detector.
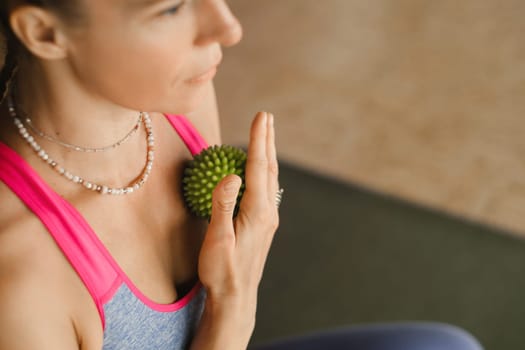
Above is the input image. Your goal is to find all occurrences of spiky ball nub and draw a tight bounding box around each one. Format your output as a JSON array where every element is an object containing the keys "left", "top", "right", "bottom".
[{"left": 183, "top": 145, "right": 247, "bottom": 219}]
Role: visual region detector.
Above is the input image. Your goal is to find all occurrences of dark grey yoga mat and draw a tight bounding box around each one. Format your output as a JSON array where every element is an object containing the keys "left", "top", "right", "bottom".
[{"left": 251, "top": 161, "right": 525, "bottom": 350}]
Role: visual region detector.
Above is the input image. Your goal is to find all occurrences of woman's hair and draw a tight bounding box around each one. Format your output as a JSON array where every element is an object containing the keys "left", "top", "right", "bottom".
[{"left": 0, "top": 0, "right": 81, "bottom": 100}]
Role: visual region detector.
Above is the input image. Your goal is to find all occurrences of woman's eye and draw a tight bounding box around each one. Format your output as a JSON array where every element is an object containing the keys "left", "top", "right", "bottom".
[{"left": 161, "top": 2, "right": 185, "bottom": 16}]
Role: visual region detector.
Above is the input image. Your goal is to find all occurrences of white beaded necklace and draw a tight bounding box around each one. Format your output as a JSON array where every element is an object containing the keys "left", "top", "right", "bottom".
[{"left": 8, "top": 96, "right": 155, "bottom": 195}]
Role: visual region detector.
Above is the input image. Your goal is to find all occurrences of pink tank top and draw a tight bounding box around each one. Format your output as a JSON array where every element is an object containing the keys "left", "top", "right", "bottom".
[{"left": 0, "top": 114, "right": 209, "bottom": 349}]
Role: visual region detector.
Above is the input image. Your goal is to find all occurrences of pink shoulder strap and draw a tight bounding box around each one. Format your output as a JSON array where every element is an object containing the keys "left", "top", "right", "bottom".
[
  {"left": 164, "top": 114, "right": 209, "bottom": 155},
  {"left": 0, "top": 114, "right": 209, "bottom": 328}
]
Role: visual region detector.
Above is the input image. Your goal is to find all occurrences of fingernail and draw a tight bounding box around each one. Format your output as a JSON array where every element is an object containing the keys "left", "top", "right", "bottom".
[
  {"left": 224, "top": 180, "right": 239, "bottom": 194},
  {"left": 269, "top": 113, "right": 274, "bottom": 126},
  {"left": 262, "top": 112, "right": 268, "bottom": 124}
]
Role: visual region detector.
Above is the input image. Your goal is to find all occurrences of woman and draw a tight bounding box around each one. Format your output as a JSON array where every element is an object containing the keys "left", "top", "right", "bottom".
[{"left": 0, "top": 1, "right": 483, "bottom": 349}]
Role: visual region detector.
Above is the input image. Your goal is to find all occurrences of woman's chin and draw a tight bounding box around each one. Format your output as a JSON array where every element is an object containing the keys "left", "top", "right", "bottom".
[
  {"left": 158, "top": 103, "right": 199, "bottom": 116},
  {"left": 158, "top": 93, "right": 209, "bottom": 116}
]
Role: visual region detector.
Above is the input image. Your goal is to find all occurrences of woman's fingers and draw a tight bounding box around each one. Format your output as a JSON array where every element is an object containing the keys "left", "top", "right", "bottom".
[
  {"left": 243, "top": 112, "right": 269, "bottom": 210},
  {"left": 208, "top": 174, "right": 242, "bottom": 237},
  {"left": 266, "top": 113, "right": 279, "bottom": 204},
  {"left": 199, "top": 111, "right": 280, "bottom": 305}
]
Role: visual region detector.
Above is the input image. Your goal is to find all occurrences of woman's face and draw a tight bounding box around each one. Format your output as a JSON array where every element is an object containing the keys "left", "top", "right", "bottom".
[{"left": 60, "top": 0, "right": 242, "bottom": 114}]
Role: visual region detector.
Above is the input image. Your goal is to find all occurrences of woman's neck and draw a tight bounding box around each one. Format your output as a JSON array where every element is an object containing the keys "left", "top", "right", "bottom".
[
  {"left": 1, "top": 61, "right": 154, "bottom": 192},
  {"left": 16, "top": 61, "right": 143, "bottom": 150}
]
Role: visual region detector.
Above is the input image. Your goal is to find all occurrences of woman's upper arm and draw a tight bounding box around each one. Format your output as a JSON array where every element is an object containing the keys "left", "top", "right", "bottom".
[{"left": 0, "top": 267, "right": 79, "bottom": 349}]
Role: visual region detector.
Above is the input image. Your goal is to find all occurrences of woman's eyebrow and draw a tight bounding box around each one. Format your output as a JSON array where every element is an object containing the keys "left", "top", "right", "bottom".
[{"left": 128, "top": 0, "right": 167, "bottom": 9}]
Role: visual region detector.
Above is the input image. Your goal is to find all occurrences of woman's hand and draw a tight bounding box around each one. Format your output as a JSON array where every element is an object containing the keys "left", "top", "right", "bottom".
[{"left": 191, "top": 111, "right": 280, "bottom": 349}]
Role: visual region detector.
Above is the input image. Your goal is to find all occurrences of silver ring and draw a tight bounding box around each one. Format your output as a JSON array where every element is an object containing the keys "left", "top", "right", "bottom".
[{"left": 276, "top": 188, "right": 284, "bottom": 208}]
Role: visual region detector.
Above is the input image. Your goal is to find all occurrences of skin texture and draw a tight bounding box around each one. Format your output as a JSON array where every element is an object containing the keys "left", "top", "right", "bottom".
[{"left": 0, "top": 1, "right": 279, "bottom": 349}]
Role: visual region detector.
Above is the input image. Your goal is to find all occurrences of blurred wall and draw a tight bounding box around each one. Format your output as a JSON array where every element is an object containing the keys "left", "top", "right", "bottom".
[{"left": 215, "top": 0, "right": 525, "bottom": 236}]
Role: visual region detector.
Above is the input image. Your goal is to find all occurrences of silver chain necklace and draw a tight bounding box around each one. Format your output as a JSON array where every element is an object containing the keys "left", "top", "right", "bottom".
[
  {"left": 8, "top": 95, "right": 155, "bottom": 195},
  {"left": 20, "top": 109, "right": 143, "bottom": 153}
]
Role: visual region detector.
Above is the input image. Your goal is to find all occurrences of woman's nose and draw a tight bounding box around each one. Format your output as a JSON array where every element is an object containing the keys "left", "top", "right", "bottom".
[{"left": 194, "top": 0, "right": 243, "bottom": 47}]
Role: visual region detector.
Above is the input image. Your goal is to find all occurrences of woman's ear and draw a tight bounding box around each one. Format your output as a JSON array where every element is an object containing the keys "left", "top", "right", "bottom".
[{"left": 8, "top": 6, "right": 68, "bottom": 60}]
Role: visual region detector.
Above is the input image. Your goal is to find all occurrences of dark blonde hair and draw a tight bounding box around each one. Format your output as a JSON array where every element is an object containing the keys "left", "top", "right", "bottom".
[{"left": 0, "top": 0, "right": 82, "bottom": 100}]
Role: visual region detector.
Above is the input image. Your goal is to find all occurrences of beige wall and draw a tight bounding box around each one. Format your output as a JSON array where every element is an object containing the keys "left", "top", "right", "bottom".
[
  {"left": 215, "top": 0, "right": 525, "bottom": 236},
  {"left": 1, "top": 2, "right": 523, "bottom": 235}
]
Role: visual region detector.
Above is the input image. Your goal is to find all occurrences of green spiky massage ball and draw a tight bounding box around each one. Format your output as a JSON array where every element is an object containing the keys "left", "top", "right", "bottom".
[{"left": 183, "top": 145, "right": 247, "bottom": 219}]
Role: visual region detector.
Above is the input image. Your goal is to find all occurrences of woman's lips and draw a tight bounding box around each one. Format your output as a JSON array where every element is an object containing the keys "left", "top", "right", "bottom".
[{"left": 186, "top": 66, "right": 218, "bottom": 84}]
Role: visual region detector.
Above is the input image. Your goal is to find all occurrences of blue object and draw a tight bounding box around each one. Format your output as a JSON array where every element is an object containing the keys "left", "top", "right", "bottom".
[{"left": 252, "top": 322, "right": 483, "bottom": 350}]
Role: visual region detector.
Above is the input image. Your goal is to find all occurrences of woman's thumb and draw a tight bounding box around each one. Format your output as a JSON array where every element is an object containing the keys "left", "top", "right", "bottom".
[{"left": 209, "top": 174, "right": 242, "bottom": 231}]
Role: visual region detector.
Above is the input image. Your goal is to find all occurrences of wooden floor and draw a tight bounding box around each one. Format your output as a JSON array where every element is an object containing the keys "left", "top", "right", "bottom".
[{"left": 216, "top": 0, "right": 525, "bottom": 237}]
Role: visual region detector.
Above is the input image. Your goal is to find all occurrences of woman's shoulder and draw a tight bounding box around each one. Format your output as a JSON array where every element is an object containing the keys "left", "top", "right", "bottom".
[
  {"left": 0, "top": 180, "right": 44, "bottom": 244},
  {"left": 0, "top": 181, "right": 78, "bottom": 312},
  {"left": 0, "top": 181, "right": 84, "bottom": 347},
  {"left": 0, "top": 181, "right": 84, "bottom": 280},
  {"left": 0, "top": 183, "right": 50, "bottom": 288},
  {"left": 0, "top": 181, "right": 41, "bottom": 254}
]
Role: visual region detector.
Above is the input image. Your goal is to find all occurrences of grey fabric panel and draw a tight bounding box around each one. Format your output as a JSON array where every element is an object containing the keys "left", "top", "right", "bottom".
[{"left": 103, "top": 284, "right": 205, "bottom": 350}]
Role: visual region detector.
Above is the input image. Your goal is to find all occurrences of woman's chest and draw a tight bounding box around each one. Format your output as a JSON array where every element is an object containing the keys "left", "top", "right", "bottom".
[{"left": 72, "top": 204, "right": 207, "bottom": 350}]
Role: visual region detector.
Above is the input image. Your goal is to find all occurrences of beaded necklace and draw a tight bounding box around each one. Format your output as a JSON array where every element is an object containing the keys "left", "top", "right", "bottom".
[{"left": 7, "top": 95, "right": 155, "bottom": 195}]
